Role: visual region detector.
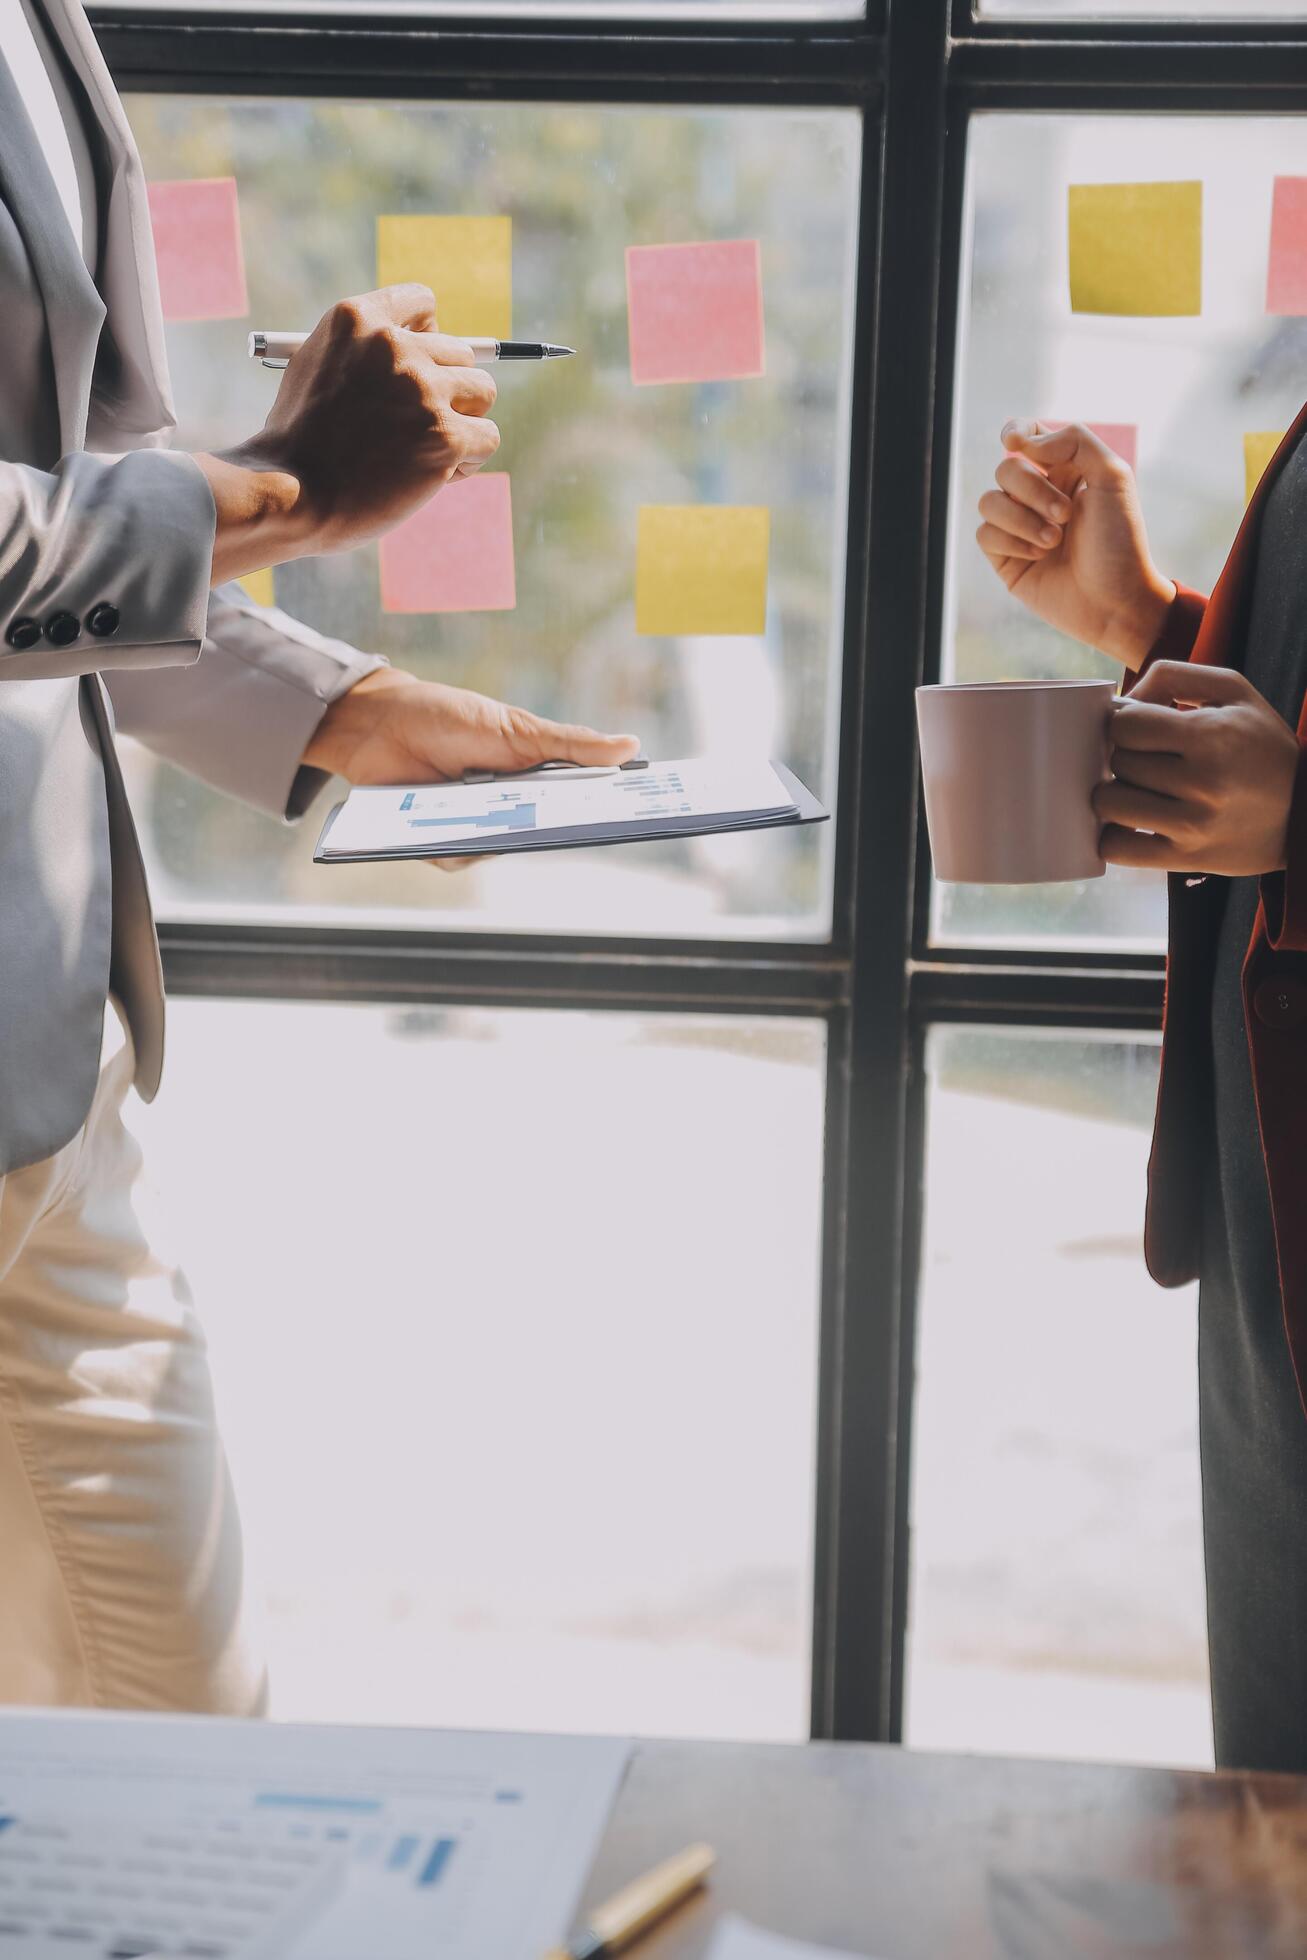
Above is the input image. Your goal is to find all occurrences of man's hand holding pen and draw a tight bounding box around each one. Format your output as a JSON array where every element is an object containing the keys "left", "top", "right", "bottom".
[{"left": 194, "top": 284, "right": 501, "bottom": 586}]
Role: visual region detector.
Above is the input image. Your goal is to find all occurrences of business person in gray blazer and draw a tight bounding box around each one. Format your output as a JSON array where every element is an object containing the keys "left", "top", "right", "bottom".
[{"left": 0, "top": 0, "right": 638, "bottom": 1714}]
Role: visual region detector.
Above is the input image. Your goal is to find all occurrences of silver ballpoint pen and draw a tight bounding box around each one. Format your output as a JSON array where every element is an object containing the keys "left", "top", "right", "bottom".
[{"left": 248, "top": 330, "right": 574, "bottom": 369}]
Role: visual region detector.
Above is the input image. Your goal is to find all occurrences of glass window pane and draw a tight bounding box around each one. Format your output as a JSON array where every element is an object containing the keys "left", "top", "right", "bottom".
[
  {"left": 120, "top": 94, "right": 862, "bottom": 941},
  {"left": 905, "top": 1027, "right": 1210, "bottom": 1769},
  {"left": 940, "top": 113, "right": 1307, "bottom": 949},
  {"left": 130, "top": 1000, "right": 825, "bottom": 1738}
]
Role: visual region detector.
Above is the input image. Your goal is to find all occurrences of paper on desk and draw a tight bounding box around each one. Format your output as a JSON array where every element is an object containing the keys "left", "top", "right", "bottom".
[
  {"left": 319, "top": 756, "right": 797, "bottom": 859},
  {"left": 708, "top": 1914, "right": 878, "bottom": 1960},
  {"left": 0, "top": 1711, "right": 630, "bottom": 1960},
  {"left": 0, "top": 1809, "right": 345, "bottom": 1959}
]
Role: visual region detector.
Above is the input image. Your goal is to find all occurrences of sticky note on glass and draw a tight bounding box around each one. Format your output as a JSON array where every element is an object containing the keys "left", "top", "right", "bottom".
[
  {"left": 376, "top": 216, "right": 512, "bottom": 339},
  {"left": 1267, "top": 177, "right": 1307, "bottom": 314},
  {"left": 1244, "top": 431, "right": 1287, "bottom": 506},
  {"left": 1068, "top": 182, "right": 1202, "bottom": 317},
  {"left": 636, "top": 506, "right": 769, "bottom": 636},
  {"left": 625, "top": 240, "right": 765, "bottom": 386},
  {"left": 146, "top": 178, "right": 248, "bottom": 322},
  {"left": 379, "top": 473, "right": 516, "bottom": 614},
  {"left": 1046, "top": 421, "right": 1138, "bottom": 471},
  {"left": 237, "top": 568, "right": 275, "bottom": 607}
]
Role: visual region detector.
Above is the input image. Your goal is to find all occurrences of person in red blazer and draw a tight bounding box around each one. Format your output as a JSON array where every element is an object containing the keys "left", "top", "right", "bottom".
[{"left": 979, "top": 414, "right": 1307, "bottom": 1773}]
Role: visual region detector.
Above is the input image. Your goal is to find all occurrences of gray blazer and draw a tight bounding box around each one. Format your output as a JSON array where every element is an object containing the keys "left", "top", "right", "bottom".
[{"left": 0, "top": 0, "right": 383, "bottom": 1175}]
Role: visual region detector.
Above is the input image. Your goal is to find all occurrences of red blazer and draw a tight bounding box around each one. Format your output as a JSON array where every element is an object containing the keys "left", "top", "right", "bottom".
[{"left": 1131, "top": 398, "right": 1307, "bottom": 1412}]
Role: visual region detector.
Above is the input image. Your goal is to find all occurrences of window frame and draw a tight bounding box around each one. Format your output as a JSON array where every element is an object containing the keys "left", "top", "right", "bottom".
[{"left": 88, "top": 0, "right": 1298, "bottom": 1749}]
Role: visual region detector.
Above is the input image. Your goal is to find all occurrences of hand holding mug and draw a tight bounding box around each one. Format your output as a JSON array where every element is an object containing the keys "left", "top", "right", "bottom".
[{"left": 1096, "top": 662, "right": 1299, "bottom": 876}]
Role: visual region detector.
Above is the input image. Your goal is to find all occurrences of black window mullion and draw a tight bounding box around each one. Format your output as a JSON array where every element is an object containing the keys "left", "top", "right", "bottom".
[
  {"left": 912, "top": 963, "right": 1165, "bottom": 1030},
  {"left": 96, "top": 14, "right": 882, "bottom": 101},
  {"left": 157, "top": 927, "right": 850, "bottom": 1014},
  {"left": 909, "top": 72, "right": 972, "bottom": 966},
  {"left": 811, "top": 0, "right": 950, "bottom": 1745},
  {"left": 951, "top": 35, "right": 1307, "bottom": 104}
]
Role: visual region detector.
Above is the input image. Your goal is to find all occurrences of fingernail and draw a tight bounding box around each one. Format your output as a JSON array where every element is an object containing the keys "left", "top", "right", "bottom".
[{"left": 1040, "top": 525, "right": 1059, "bottom": 544}]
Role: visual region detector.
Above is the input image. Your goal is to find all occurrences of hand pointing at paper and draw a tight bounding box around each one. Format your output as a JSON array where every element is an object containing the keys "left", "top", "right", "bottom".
[{"left": 302, "top": 669, "right": 640, "bottom": 788}]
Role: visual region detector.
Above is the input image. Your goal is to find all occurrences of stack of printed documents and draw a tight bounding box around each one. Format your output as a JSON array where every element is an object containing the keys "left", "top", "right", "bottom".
[
  {"left": 315, "top": 756, "right": 825, "bottom": 862},
  {"left": 0, "top": 1713, "right": 629, "bottom": 1960}
]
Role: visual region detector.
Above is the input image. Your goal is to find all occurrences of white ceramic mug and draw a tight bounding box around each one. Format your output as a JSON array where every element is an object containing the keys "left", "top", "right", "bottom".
[{"left": 915, "top": 678, "right": 1115, "bottom": 884}]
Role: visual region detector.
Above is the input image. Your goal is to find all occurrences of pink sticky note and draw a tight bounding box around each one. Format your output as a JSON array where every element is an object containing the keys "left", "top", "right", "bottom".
[
  {"left": 147, "top": 178, "right": 248, "bottom": 322},
  {"left": 379, "top": 474, "right": 516, "bottom": 614},
  {"left": 1268, "top": 177, "right": 1307, "bottom": 315},
  {"left": 626, "top": 240, "right": 765, "bottom": 386},
  {"left": 1046, "top": 421, "right": 1139, "bottom": 471}
]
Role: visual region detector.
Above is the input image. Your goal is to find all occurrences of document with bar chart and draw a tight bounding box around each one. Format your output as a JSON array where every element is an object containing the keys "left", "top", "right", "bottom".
[
  {"left": 314, "top": 756, "right": 826, "bottom": 863},
  {"left": 0, "top": 1712, "right": 630, "bottom": 1959}
]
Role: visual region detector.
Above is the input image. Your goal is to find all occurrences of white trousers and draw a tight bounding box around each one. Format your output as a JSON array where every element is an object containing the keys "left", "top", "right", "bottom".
[{"left": 0, "top": 1003, "right": 266, "bottom": 1714}]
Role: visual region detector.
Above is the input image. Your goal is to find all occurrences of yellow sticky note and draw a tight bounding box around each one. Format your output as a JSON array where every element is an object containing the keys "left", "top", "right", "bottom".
[
  {"left": 636, "top": 506, "right": 770, "bottom": 637},
  {"left": 1244, "top": 431, "right": 1287, "bottom": 506},
  {"left": 237, "top": 567, "right": 275, "bottom": 607},
  {"left": 1068, "top": 181, "right": 1202, "bottom": 317},
  {"left": 376, "top": 216, "right": 512, "bottom": 338}
]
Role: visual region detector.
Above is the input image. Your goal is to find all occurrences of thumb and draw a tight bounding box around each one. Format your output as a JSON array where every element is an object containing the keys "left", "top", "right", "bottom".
[
  {"left": 513, "top": 714, "right": 642, "bottom": 767},
  {"left": 1001, "top": 418, "right": 1126, "bottom": 486}
]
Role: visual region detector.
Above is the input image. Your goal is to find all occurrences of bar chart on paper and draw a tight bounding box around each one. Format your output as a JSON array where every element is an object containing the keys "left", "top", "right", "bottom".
[
  {"left": 0, "top": 1714, "right": 630, "bottom": 1960},
  {"left": 401, "top": 788, "right": 539, "bottom": 836}
]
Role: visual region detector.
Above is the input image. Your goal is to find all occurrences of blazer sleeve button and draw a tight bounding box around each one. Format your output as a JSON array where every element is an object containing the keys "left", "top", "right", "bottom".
[
  {"left": 86, "top": 602, "right": 121, "bottom": 638},
  {"left": 44, "top": 611, "right": 81, "bottom": 647},
  {"left": 1253, "top": 976, "right": 1307, "bottom": 1029},
  {"left": 4, "top": 616, "right": 41, "bottom": 650}
]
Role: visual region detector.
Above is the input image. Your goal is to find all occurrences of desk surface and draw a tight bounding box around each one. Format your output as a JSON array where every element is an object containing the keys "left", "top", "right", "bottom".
[{"left": 579, "top": 1740, "right": 1307, "bottom": 1959}]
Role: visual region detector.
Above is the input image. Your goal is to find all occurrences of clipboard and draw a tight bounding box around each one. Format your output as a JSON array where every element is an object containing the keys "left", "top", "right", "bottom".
[{"left": 313, "top": 758, "right": 828, "bottom": 865}]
